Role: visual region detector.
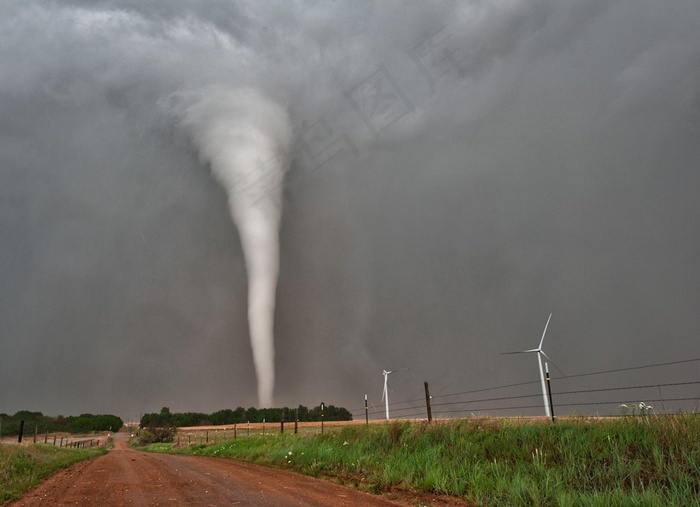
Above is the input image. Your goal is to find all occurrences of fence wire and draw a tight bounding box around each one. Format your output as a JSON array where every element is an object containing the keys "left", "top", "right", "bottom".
[{"left": 352, "top": 357, "right": 700, "bottom": 420}]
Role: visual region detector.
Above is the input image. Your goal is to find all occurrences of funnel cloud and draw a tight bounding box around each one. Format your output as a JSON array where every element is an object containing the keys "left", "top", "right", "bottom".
[{"left": 173, "top": 88, "right": 292, "bottom": 407}]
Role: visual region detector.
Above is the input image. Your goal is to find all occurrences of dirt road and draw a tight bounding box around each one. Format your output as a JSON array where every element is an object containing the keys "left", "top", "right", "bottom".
[{"left": 10, "top": 434, "right": 407, "bottom": 506}]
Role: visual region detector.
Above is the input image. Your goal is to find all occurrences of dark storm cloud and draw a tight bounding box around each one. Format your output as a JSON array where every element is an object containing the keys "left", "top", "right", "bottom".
[{"left": 1, "top": 0, "right": 699, "bottom": 419}]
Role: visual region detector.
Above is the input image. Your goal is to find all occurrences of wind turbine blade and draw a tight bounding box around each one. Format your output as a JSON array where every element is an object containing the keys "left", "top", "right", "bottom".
[
  {"left": 501, "top": 351, "right": 527, "bottom": 355},
  {"left": 550, "top": 360, "right": 567, "bottom": 379},
  {"left": 381, "top": 370, "right": 388, "bottom": 401},
  {"left": 522, "top": 348, "right": 540, "bottom": 353},
  {"left": 540, "top": 351, "right": 567, "bottom": 378},
  {"left": 538, "top": 313, "right": 552, "bottom": 349}
]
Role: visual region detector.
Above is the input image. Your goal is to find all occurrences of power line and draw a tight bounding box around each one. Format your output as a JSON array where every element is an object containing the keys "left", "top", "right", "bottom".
[
  {"left": 434, "top": 404, "right": 546, "bottom": 415},
  {"left": 430, "top": 380, "right": 540, "bottom": 400},
  {"left": 553, "top": 380, "right": 700, "bottom": 396},
  {"left": 558, "top": 397, "right": 700, "bottom": 407},
  {"left": 420, "top": 357, "right": 700, "bottom": 403},
  {"left": 433, "top": 396, "right": 700, "bottom": 416},
  {"left": 430, "top": 381, "right": 699, "bottom": 411},
  {"left": 388, "top": 397, "right": 426, "bottom": 407},
  {"left": 558, "top": 357, "right": 700, "bottom": 380},
  {"left": 353, "top": 356, "right": 700, "bottom": 417},
  {"left": 432, "top": 392, "right": 542, "bottom": 408},
  {"left": 390, "top": 404, "right": 426, "bottom": 413}
]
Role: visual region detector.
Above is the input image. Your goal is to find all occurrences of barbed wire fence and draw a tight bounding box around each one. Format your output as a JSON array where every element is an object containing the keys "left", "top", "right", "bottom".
[{"left": 351, "top": 357, "right": 700, "bottom": 421}]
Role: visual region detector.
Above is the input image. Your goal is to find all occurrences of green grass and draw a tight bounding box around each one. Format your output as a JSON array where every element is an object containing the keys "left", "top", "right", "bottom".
[
  {"left": 140, "top": 415, "right": 700, "bottom": 506},
  {"left": 0, "top": 443, "right": 106, "bottom": 504}
]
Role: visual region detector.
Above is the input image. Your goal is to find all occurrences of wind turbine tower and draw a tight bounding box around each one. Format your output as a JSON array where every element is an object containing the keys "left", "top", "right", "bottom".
[
  {"left": 503, "top": 314, "right": 555, "bottom": 417},
  {"left": 382, "top": 370, "right": 393, "bottom": 420},
  {"left": 381, "top": 368, "right": 408, "bottom": 420}
]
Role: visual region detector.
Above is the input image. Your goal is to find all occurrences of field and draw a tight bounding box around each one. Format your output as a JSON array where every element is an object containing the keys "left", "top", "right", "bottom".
[
  {"left": 140, "top": 415, "right": 700, "bottom": 506},
  {"left": 0, "top": 442, "right": 107, "bottom": 504},
  {"left": 173, "top": 419, "right": 369, "bottom": 444}
]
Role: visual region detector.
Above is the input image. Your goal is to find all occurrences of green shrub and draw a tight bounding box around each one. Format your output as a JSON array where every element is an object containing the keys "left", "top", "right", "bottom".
[{"left": 136, "top": 426, "right": 177, "bottom": 446}]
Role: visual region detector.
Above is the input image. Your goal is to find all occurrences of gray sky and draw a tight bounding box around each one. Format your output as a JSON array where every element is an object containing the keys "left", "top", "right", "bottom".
[{"left": 1, "top": 0, "right": 699, "bottom": 421}]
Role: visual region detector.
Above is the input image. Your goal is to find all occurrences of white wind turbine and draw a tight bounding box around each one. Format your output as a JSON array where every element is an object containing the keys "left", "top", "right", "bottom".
[
  {"left": 381, "top": 369, "right": 407, "bottom": 420},
  {"left": 503, "top": 314, "right": 557, "bottom": 417}
]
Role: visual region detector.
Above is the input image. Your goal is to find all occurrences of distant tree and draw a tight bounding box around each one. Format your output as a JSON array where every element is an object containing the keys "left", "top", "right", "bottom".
[
  {"left": 297, "top": 405, "right": 310, "bottom": 422},
  {"left": 140, "top": 407, "right": 173, "bottom": 428},
  {"left": 327, "top": 404, "right": 352, "bottom": 421},
  {"left": 280, "top": 407, "right": 294, "bottom": 422},
  {"left": 0, "top": 411, "right": 121, "bottom": 436},
  {"left": 159, "top": 407, "right": 173, "bottom": 426},
  {"left": 309, "top": 403, "right": 352, "bottom": 421},
  {"left": 138, "top": 404, "right": 351, "bottom": 428},
  {"left": 245, "top": 407, "right": 259, "bottom": 422},
  {"left": 66, "top": 414, "right": 123, "bottom": 433},
  {"left": 140, "top": 412, "right": 158, "bottom": 428},
  {"left": 233, "top": 406, "right": 246, "bottom": 423},
  {"left": 54, "top": 415, "right": 67, "bottom": 430},
  {"left": 173, "top": 412, "right": 209, "bottom": 427},
  {"left": 13, "top": 410, "right": 43, "bottom": 420},
  {"left": 211, "top": 409, "right": 235, "bottom": 425}
]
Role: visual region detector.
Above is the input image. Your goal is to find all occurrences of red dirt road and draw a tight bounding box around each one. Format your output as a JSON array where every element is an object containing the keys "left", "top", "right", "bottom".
[{"left": 10, "top": 434, "right": 408, "bottom": 506}]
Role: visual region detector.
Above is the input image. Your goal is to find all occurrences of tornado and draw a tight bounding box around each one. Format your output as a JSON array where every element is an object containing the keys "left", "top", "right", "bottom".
[{"left": 176, "top": 88, "right": 292, "bottom": 407}]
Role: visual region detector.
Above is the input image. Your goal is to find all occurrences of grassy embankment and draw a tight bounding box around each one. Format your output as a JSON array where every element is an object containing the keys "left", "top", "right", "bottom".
[
  {"left": 142, "top": 415, "right": 700, "bottom": 506},
  {"left": 0, "top": 443, "right": 106, "bottom": 504}
]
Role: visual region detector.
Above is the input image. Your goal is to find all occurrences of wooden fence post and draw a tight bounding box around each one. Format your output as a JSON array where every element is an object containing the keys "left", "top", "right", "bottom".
[
  {"left": 365, "top": 395, "right": 369, "bottom": 426},
  {"left": 424, "top": 382, "right": 433, "bottom": 423}
]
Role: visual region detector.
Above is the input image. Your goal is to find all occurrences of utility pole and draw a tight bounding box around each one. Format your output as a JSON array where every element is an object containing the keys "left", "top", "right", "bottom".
[
  {"left": 545, "top": 362, "right": 556, "bottom": 423},
  {"left": 424, "top": 382, "right": 433, "bottom": 423},
  {"left": 364, "top": 394, "right": 369, "bottom": 425}
]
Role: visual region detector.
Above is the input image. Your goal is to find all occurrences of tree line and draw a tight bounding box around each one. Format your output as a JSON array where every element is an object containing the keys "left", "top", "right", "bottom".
[
  {"left": 0, "top": 411, "right": 123, "bottom": 437},
  {"left": 140, "top": 404, "right": 352, "bottom": 428}
]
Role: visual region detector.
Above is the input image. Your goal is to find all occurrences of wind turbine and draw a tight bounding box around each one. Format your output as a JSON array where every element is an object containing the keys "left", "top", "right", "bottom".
[
  {"left": 381, "top": 369, "right": 407, "bottom": 420},
  {"left": 503, "top": 313, "right": 556, "bottom": 417}
]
